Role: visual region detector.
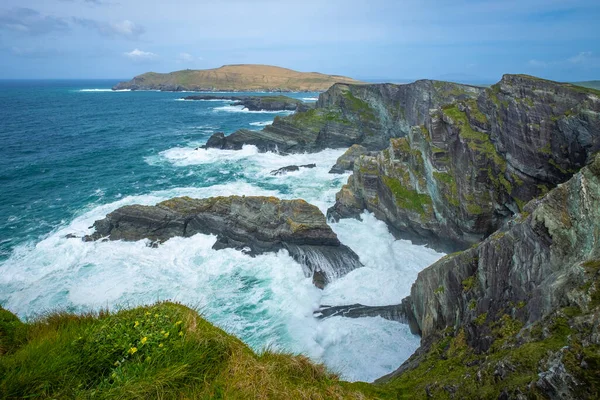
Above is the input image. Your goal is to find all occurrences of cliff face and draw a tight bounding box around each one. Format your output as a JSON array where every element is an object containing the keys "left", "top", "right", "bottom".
[
  {"left": 205, "top": 80, "right": 483, "bottom": 152},
  {"left": 380, "top": 154, "right": 600, "bottom": 399},
  {"left": 328, "top": 75, "right": 600, "bottom": 252}
]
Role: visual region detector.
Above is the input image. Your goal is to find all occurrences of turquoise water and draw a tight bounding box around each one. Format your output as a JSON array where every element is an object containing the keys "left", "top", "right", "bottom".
[{"left": 0, "top": 80, "right": 443, "bottom": 382}]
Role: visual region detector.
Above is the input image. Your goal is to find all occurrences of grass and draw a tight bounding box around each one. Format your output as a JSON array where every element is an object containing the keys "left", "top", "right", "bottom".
[
  {"left": 0, "top": 302, "right": 383, "bottom": 399},
  {"left": 382, "top": 176, "right": 433, "bottom": 219}
]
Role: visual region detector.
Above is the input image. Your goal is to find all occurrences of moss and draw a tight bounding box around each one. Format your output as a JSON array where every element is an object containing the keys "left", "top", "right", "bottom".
[
  {"left": 473, "top": 312, "right": 488, "bottom": 326},
  {"left": 539, "top": 142, "right": 553, "bottom": 155},
  {"left": 462, "top": 276, "right": 476, "bottom": 292},
  {"left": 465, "top": 99, "right": 488, "bottom": 124},
  {"left": 433, "top": 171, "right": 459, "bottom": 207},
  {"left": 382, "top": 176, "right": 433, "bottom": 218},
  {"left": 468, "top": 300, "right": 477, "bottom": 310},
  {"left": 342, "top": 90, "right": 377, "bottom": 123},
  {"left": 434, "top": 286, "right": 445, "bottom": 295}
]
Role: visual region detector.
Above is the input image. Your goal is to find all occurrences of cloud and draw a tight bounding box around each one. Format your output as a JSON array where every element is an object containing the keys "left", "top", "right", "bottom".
[
  {"left": 0, "top": 8, "right": 69, "bottom": 35},
  {"left": 124, "top": 48, "right": 158, "bottom": 61},
  {"left": 73, "top": 18, "right": 145, "bottom": 39},
  {"left": 178, "top": 52, "right": 194, "bottom": 62},
  {"left": 528, "top": 51, "right": 595, "bottom": 68},
  {"left": 9, "top": 46, "right": 63, "bottom": 58},
  {"left": 568, "top": 51, "right": 593, "bottom": 64}
]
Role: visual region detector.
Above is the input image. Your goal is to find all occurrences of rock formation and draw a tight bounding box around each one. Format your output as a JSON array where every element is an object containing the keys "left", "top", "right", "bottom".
[
  {"left": 182, "top": 95, "right": 304, "bottom": 111},
  {"left": 329, "top": 144, "right": 371, "bottom": 173},
  {"left": 205, "top": 80, "right": 483, "bottom": 152},
  {"left": 328, "top": 75, "right": 600, "bottom": 252},
  {"left": 82, "top": 196, "right": 362, "bottom": 288},
  {"left": 270, "top": 164, "right": 316, "bottom": 175}
]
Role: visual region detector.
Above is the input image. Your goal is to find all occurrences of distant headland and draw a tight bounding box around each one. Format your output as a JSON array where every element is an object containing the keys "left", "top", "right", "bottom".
[{"left": 112, "top": 64, "right": 363, "bottom": 92}]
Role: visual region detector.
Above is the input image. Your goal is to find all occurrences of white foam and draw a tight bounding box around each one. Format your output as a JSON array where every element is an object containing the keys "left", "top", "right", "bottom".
[
  {"left": 249, "top": 120, "right": 273, "bottom": 127},
  {"left": 212, "top": 105, "right": 294, "bottom": 114},
  {"left": 1, "top": 146, "right": 445, "bottom": 382},
  {"left": 302, "top": 97, "right": 318, "bottom": 101},
  {"left": 324, "top": 212, "right": 444, "bottom": 305},
  {"left": 78, "top": 89, "right": 131, "bottom": 92}
]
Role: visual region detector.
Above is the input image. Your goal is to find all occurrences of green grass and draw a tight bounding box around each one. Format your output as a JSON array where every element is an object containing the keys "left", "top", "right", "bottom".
[
  {"left": 382, "top": 176, "right": 433, "bottom": 218},
  {"left": 0, "top": 303, "right": 383, "bottom": 399}
]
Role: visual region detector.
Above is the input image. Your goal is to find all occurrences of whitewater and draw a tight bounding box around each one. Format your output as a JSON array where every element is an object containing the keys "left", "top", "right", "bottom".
[{"left": 0, "top": 80, "right": 443, "bottom": 382}]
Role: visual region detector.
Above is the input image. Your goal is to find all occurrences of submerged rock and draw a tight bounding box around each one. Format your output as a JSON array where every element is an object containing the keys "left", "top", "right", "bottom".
[
  {"left": 270, "top": 164, "right": 316, "bottom": 175},
  {"left": 182, "top": 95, "right": 303, "bottom": 111},
  {"left": 82, "top": 196, "right": 362, "bottom": 288},
  {"left": 329, "top": 144, "right": 371, "bottom": 173}
]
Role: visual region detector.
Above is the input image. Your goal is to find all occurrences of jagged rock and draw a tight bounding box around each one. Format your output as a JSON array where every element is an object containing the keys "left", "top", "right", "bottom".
[
  {"left": 328, "top": 75, "right": 600, "bottom": 252},
  {"left": 398, "top": 152, "right": 600, "bottom": 341},
  {"left": 270, "top": 164, "right": 316, "bottom": 175},
  {"left": 182, "top": 95, "right": 303, "bottom": 111},
  {"left": 205, "top": 80, "right": 482, "bottom": 152},
  {"left": 329, "top": 144, "right": 371, "bottom": 173},
  {"left": 314, "top": 303, "right": 418, "bottom": 330},
  {"left": 81, "top": 196, "right": 363, "bottom": 288}
]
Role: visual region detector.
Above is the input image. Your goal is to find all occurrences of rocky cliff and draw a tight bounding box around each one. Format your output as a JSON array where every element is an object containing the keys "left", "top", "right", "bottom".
[
  {"left": 328, "top": 75, "right": 600, "bottom": 252},
  {"left": 377, "top": 153, "right": 600, "bottom": 399},
  {"left": 205, "top": 80, "right": 483, "bottom": 152},
  {"left": 81, "top": 196, "right": 362, "bottom": 288}
]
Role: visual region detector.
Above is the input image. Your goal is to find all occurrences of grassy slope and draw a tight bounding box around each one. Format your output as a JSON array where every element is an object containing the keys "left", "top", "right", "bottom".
[
  {"left": 0, "top": 302, "right": 389, "bottom": 399},
  {"left": 122, "top": 64, "right": 362, "bottom": 91}
]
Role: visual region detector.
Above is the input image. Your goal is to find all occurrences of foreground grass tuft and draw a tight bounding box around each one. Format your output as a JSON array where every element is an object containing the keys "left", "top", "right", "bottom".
[{"left": 0, "top": 302, "right": 388, "bottom": 399}]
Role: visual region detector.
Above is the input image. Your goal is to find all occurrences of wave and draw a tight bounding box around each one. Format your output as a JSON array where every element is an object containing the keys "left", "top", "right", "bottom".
[
  {"left": 78, "top": 89, "right": 131, "bottom": 92},
  {"left": 249, "top": 120, "right": 273, "bottom": 127},
  {"left": 212, "top": 105, "right": 294, "bottom": 114},
  {"left": 302, "top": 97, "right": 318, "bottom": 101}
]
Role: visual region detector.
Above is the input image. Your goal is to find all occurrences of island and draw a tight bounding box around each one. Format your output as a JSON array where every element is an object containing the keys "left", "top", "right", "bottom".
[{"left": 113, "top": 64, "right": 362, "bottom": 92}]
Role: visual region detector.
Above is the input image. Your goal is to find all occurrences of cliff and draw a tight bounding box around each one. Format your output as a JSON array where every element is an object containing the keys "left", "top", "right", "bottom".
[
  {"left": 206, "top": 80, "right": 483, "bottom": 152},
  {"left": 113, "top": 64, "right": 362, "bottom": 92},
  {"left": 328, "top": 75, "right": 600, "bottom": 252},
  {"left": 379, "top": 153, "right": 600, "bottom": 399}
]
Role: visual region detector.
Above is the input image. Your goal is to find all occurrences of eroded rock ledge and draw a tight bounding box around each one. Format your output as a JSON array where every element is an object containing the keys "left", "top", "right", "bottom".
[{"left": 82, "top": 196, "right": 362, "bottom": 288}]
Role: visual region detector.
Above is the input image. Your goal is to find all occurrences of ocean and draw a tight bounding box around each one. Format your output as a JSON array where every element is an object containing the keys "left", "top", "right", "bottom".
[{"left": 0, "top": 80, "right": 443, "bottom": 382}]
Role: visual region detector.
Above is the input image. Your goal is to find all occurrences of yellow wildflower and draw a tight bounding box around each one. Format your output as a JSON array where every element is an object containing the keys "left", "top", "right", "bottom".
[
  {"left": 145, "top": 311, "right": 151, "bottom": 316},
  {"left": 128, "top": 347, "right": 138, "bottom": 355},
  {"left": 164, "top": 332, "right": 170, "bottom": 338},
  {"left": 159, "top": 343, "right": 164, "bottom": 348},
  {"left": 179, "top": 332, "right": 183, "bottom": 336},
  {"left": 134, "top": 321, "right": 140, "bottom": 328},
  {"left": 161, "top": 330, "right": 165, "bottom": 334},
  {"left": 175, "top": 320, "right": 183, "bottom": 326},
  {"left": 154, "top": 314, "right": 159, "bottom": 318},
  {"left": 140, "top": 337, "right": 148, "bottom": 344}
]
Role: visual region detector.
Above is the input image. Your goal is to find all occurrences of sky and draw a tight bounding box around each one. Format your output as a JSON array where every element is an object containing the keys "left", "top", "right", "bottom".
[{"left": 0, "top": 0, "right": 599, "bottom": 82}]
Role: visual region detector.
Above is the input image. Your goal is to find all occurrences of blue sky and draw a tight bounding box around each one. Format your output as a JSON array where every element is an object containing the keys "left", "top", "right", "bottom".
[{"left": 0, "top": 0, "right": 598, "bottom": 82}]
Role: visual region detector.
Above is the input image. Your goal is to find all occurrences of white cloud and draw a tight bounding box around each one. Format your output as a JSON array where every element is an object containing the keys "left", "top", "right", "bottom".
[
  {"left": 124, "top": 48, "right": 157, "bottom": 61},
  {"left": 568, "top": 51, "right": 592, "bottom": 64},
  {"left": 73, "top": 18, "right": 145, "bottom": 39},
  {"left": 527, "top": 59, "right": 548, "bottom": 68},
  {"left": 178, "top": 52, "right": 194, "bottom": 62}
]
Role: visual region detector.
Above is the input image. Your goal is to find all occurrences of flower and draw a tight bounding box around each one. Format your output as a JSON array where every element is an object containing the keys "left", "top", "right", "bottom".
[
  {"left": 159, "top": 343, "right": 164, "bottom": 348},
  {"left": 164, "top": 332, "right": 169, "bottom": 338},
  {"left": 134, "top": 321, "right": 140, "bottom": 328},
  {"left": 128, "top": 347, "right": 138, "bottom": 355},
  {"left": 175, "top": 320, "right": 183, "bottom": 326},
  {"left": 179, "top": 331, "right": 183, "bottom": 336},
  {"left": 140, "top": 337, "right": 148, "bottom": 344},
  {"left": 154, "top": 314, "right": 159, "bottom": 318}
]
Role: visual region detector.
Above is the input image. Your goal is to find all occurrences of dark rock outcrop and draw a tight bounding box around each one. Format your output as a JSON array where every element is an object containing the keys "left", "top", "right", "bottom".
[
  {"left": 329, "top": 144, "right": 371, "bottom": 173},
  {"left": 314, "top": 303, "right": 417, "bottom": 328},
  {"left": 328, "top": 75, "right": 600, "bottom": 252},
  {"left": 82, "top": 196, "right": 362, "bottom": 288},
  {"left": 182, "top": 95, "right": 304, "bottom": 111},
  {"left": 205, "top": 80, "right": 483, "bottom": 152},
  {"left": 377, "top": 153, "right": 600, "bottom": 398},
  {"left": 270, "top": 164, "right": 316, "bottom": 175}
]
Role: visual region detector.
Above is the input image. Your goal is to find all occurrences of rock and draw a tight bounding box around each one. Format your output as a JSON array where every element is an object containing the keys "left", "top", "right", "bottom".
[
  {"left": 314, "top": 302, "right": 418, "bottom": 331},
  {"left": 270, "top": 164, "right": 316, "bottom": 175},
  {"left": 81, "top": 196, "right": 363, "bottom": 287},
  {"left": 328, "top": 75, "right": 600, "bottom": 253},
  {"left": 329, "top": 144, "right": 370, "bottom": 173},
  {"left": 399, "top": 152, "right": 600, "bottom": 341},
  {"left": 204, "top": 132, "right": 226, "bottom": 149},
  {"left": 182, "top": 95, "right": 303, "bottom": 111},
  {"left": 205, "top": 80, "right": 483, "bottom": 153}
]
